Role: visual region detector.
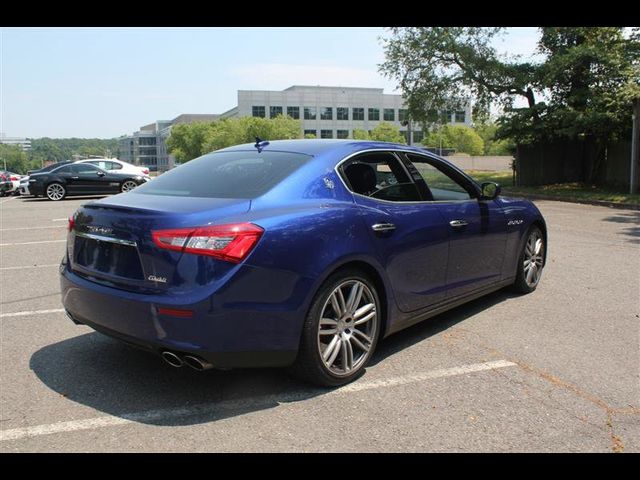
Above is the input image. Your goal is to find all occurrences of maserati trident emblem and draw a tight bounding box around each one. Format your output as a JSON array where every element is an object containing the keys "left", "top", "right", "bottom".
[
  {"left": 87, "top": 225, "right": 113, "bottom": 235},
  {"left": 148, "top": 275, "right": 167, "bottom": 283}
]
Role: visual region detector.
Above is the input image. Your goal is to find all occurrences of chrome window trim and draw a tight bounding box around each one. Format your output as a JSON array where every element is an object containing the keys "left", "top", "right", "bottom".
[
  {"left": 75, "top": 231, "right": 137, "bottom": 247},
  {"left": 334, "top": 148, "right": 482, "bottom": 205}
]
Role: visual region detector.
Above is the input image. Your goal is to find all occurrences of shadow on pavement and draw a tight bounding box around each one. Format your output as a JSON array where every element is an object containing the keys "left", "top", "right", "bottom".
[
  {"left": 20, "top": 195, "right": 107, "bottom": 203},
  {"left": 602, "top": 213, "right": 640, "bottom": 244},
  {"left": 30, "top": 287, "right": 517, "bottom": 427}
]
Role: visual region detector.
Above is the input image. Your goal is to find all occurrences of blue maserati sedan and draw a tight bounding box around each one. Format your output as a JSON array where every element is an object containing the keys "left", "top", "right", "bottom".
[{"left": 60, "top": 140, "right": 546, "bottom": 386}]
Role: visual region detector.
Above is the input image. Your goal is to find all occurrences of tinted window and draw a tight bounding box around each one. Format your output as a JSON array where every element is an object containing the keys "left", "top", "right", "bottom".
[
  {"left": 341, "top": 152, "right": 421, "bottom": 202},
  {"left": 109, "top": 161, "right": 123, "bottom": 170},
  {"left": 53, "top": 165, "right": 74, "bottom": 174},
  {"left": 73, "top": 163, "right": 103, "bottom": 174},
  {"left": 132, "top": 151, "right": 312, "bottom": 199},
  {"left": 405, "top": 153, "right": 474, "bottom": 201}
]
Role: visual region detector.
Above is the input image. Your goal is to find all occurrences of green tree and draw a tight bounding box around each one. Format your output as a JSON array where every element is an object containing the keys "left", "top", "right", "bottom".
[
  {"left": 425, "top": 125, "right": 484, "bottom": 155},
  {"left": 304, "top": 133, "right": 317, "bottom": 139},
  {"left": 352, "top": 129, "right": 370, "bottom": 140},
  {"left": 473, "top": 122, "right": 515, "bottom": 155},
  {"left": 380, "top": 27, "right": 640, "bottom": 146},
  {"left": 166, "top": 122, "right": 216, "bottom": 162},
  {"left": 369, "top": 122, "right": 406, "bottom": 143},
  {"left": 0, "top": 144, "right": 30, "bottom": 174}
]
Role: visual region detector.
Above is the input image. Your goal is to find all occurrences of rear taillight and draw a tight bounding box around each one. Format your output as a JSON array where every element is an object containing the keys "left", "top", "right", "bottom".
[
  {"left": 142, "top": 168, "right": 149, "bottom": 175},
  {"left": 152, "top": 223, "right": 264, "bottom": 263},
  {"left": 10, "top": 176, "right": 19, "bottom": 181},
  {"left": 68, "top": 215, "right": 75, "bottom": 232}
]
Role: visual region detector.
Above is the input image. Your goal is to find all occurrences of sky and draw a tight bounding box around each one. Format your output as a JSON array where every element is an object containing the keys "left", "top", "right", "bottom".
[{"left": 0, "top": 27, "right": 541, "bottom": 139}]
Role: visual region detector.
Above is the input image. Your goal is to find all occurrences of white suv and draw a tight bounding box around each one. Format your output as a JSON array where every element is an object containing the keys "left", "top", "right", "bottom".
[{"left": 75, "top": 158, "right": 150, "bottom": 178}]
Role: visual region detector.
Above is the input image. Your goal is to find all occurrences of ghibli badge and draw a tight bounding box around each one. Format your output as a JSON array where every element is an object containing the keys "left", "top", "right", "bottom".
[
  {"left": 87, "top": 225, "right": 113, "bottom": 235},
  {"left": 148, "top": 275, "right": 167, "bottom": 283}
]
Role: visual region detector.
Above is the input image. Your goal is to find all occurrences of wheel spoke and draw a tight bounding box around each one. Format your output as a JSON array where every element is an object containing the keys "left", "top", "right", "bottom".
[
  {"left": 526, "top": 264, "right": 535, "bottom": 284},
  {"left": 350, "top": 334, "right": 370, "bottom": 353},
  {"left": 341, "top": 338, "right": 353, "bottom": 372},
  {"left": 354, "top": 302, "right": 374, "bottom": 320},
  {"left": 346, "top": 282, "right": 364, "bottom": 313},
  {"left": 352, "top": 329, "right": 372, "bottom": 344},
  {"left": 534, "top": 238, "right": 543, "bottom": 255},
  {"left": 354, "top": 310, "right": 375, "bottom": 326},
  {"left": 323, "top": 335, "right": 340, "bottom": 362},
  {"left": 330, "top": 290, "right": 345, "bottom": 317}
]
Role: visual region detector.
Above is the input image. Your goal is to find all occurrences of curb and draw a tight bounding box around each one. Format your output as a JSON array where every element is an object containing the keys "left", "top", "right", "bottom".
[{"left": 502, "top": 192, "right": 640, "bottom": 211}]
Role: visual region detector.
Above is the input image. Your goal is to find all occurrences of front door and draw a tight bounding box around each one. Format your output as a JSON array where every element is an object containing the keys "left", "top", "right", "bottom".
[{"left": 402, "top": 153, "right": 507, "bottom": 298}]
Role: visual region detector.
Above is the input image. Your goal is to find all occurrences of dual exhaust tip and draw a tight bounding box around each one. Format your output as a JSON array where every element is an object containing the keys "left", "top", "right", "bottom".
[{"left": 161, "top": 350, "right": 213, "bottom": 371}]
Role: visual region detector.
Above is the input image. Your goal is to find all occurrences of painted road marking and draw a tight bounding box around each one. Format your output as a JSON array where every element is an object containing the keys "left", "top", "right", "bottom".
[
  {"left": 0, "top": 239, "right": 66, "bottom": 246},
  {"left": 0, "top": 264, "right": 60, "bottom": 271},
  {"left": 0, "top": 196, "right": 17, "bottom": 205},
  {"left": 0, "top": 225, "right": 66, "bottom": 231},
  {"left": 0, "top": 308, "right": 65, "bottom": 318},
  {"left": 52, "top": 218, "right": 68, "bottom": 222},
  {"left": 0, "top": 360, "right": 516, "bottom": 442}
]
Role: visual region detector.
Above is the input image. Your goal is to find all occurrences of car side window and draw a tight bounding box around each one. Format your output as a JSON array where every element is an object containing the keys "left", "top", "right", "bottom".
[
  {"left": 55, "top": 165, "right": 74, "bottom": 174},
  {"left": 108, "top": 161, "right": 122, "bottom": 170},
  {"left": 73, "top": 163, "right": 102, "bottom": 174},
  {"left": 404, "top": 153, "right": 476, "bottom": 201},
  {"left": 340, "top": 152, "right": 421, "bottom": 202}
]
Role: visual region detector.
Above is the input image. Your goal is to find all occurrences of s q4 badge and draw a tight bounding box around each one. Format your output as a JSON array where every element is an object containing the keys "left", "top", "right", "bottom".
[
  {"left": 148, "top": 275, "right": 167, "bottom": 283},
  {"left": 507, "top": 219, "right": 524, "bottom": 226},
  {"left": 323, "top": 177, "right": 334, "bottom": 189}
]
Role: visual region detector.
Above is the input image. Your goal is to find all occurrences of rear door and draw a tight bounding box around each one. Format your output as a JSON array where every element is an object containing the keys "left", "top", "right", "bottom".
[
  {"left": 340, "top": 151, "right": 450, "bottom": 312},
  {"left": 72, "top": 163, "right": 118, "bottom": 194}
]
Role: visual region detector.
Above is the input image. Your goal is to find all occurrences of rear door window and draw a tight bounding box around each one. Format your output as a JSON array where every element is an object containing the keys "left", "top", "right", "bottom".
[{"left": 132, "top": 151, "right": 312, "bottom": 199}]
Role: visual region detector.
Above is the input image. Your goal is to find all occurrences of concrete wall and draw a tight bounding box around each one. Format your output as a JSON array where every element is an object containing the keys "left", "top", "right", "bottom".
[{"left": 445, "top": 155, "right": 514, "bottom": 171}]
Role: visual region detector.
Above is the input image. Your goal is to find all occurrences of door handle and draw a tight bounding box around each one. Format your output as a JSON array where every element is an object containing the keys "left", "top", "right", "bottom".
[
  {"left": 71, "top": 176, "right": 79, "bottom": 179},
  {"left": 372, "top": 223, "right": 396, "bottom": 232},
  {"left": 449, "top": 219, "right": 469, "bottom": 228}
]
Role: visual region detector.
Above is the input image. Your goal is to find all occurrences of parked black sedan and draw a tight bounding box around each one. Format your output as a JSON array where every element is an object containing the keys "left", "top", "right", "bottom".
[{"left": 29, "top": 162, "right": 149, "bottom": 201}]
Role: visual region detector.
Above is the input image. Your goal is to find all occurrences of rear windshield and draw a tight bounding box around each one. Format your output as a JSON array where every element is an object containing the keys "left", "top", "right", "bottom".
[{"left": 131, "top": 150, "right": 312, "bottom": 199}]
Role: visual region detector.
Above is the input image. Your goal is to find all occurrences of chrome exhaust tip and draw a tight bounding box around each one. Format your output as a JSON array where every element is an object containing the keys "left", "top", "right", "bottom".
[
  {"left": 183, "top": 355, "right": 214, "bottom": 371},
  {"left": 161, "top": 351, "right": 184, "bottom": 368}
]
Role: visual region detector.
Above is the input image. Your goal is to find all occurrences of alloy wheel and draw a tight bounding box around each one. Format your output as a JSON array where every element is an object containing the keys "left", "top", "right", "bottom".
[
  {"left": 46, "top": 183, "right": 65, "bottom": 201},
  {"left": 523, "top": 230, "right": 544, "bottom": 287},
  {"left": 317, "top": 279, "right": 378, "bottom": 377},
  {"left": 121, "top": 181, "right": 137, "bottom": 192}
]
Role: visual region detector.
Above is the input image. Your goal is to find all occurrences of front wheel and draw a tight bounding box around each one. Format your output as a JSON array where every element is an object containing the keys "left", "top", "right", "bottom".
[
  {"left": 121, "top": 180, "right": 138, "bottom": 193},
  {"left": 290, "top": 269, "right": 381, "bottom": 387},
  {"left": 46, "top": 183, "right": 66, "bottom": 201},
  {"left": 512, "top": 226, "right": 545, "bottom": 293}
]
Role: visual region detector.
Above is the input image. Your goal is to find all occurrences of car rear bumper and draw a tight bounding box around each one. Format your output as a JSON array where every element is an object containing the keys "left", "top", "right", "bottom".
[{"left": 59, "top": 260, "right": 302, "bottom": 368}]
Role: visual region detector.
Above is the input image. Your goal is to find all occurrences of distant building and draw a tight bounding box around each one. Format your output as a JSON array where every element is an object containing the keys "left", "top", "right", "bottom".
[
  {"left": 220, "top": 85, "right": 472, "bottom": 144},
  {"left": 121, "top": 85, "right": 471, "bottom": 169},
  {"left": 119, "top": 114, "right": 219, "bottom": 171},
  {"left": 0, "top": 133, "right": 31, "bottom": 151}
]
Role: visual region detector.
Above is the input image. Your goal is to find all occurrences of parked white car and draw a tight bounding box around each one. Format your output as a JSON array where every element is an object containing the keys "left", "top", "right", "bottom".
[{"left": 75, "top": 158, "right": 150, "bottom": 178}]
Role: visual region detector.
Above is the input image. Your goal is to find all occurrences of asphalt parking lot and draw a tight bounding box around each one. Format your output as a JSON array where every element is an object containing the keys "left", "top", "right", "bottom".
[{"left": 0, "top": 194, "right": 638, "bottom": 452}]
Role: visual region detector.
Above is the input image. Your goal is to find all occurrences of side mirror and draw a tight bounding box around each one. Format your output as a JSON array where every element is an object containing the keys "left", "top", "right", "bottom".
[{"left": 480, "top": 182, "right": 501, "bottom": 200}]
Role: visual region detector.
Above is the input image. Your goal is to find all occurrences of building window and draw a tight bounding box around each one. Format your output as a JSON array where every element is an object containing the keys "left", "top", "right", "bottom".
[
  {"left": 413, "top": 131, "right": 424, "bottom": 143},
  {"left": 455, "top": 110, "right": 466, "bottom": 123},
  {"left": 304, "top": 129, "right": 317, "bottom": 138},
  {"left": 321, "top": 130, "right": 333, "bottom": 139},
  {"left": 440, "top": 110, "right": 452, "bottom": 123},
  {"left": 337, "top": 129, "right": 349, "bottom": 139},
  {"left": 337, "top": 107, "right": 349, "bottom": 120},
  {"left": 368, "top": 108, "right": 380, "bottom": 121},
  {"left": 399, "top": 109, "right": 408, "bottom": 122},
  {"left": 252, "top": 106, "right": 266, "bottom": 118},
  {"left": 383, "top": 109, "right": 395, "bottom": 121},
  {"left": 270, "top": 106, "right": 283, "bottom": 118},
  {"left": 304, "top": 107, "right": 317, "bottom": 120},
  {"left": 352, "top": 108, "right": 364, "bottom": 121},
  {"left": 320, "top": 107, "right": 333, "bottom": 120},
  {"left": 287, "top": 106, "right": 300, "bottom": 119}
]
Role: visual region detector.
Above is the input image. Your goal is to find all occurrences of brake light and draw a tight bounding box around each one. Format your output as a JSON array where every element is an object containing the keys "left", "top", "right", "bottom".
[
  {"left": 10, "top": 176, "right": 19, "bottom": 181},
  {"left": 68, "top": 215, "right": 75, "bottom": 232},
  {"left": 152, "top": 223, "right": 264, "bottom": 263},
  {"left": 142, "top": 168, "right": 149, "bottom": 175}
]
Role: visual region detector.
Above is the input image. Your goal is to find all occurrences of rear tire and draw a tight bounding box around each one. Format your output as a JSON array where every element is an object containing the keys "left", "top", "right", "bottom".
[
  {"left": 46, "top": 183, "right": 66, "bottom": 201},
  {"left": 511, "top": 225, "right": 545, "bottom": 294},
  {"left": 289, "top": 268, "right": 381, "bottom": 387},
  {"left": 121, "top": 180, "right": 138, "bottom": 193}
]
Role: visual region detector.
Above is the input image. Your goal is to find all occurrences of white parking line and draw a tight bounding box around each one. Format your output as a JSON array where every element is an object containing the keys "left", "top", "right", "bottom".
[
  {"left": 0, "top": 225, "right": 66, "bottom": 231},
  {"left": 52, "top": 218, "right": 68, "bottom": 222},
  {"left": 0, "top": 239, "right": 66, "bottom": 247},
  {"left": 0, "top": 264, "right": 59, "bottom": 271},
  {"left": 0, "top": 196, "right": 17, "bottom": 205},
  {"left": 0, "top": 308, "right": 65, "bottom": 318},
  {"left": 0, "top": 360, "right": 515, "bottom": 442}
]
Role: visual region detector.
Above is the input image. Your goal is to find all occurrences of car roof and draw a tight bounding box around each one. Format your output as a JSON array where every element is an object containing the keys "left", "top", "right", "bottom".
[{"left": 216, "top": 139, "right": 429, "bottom": 156}]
